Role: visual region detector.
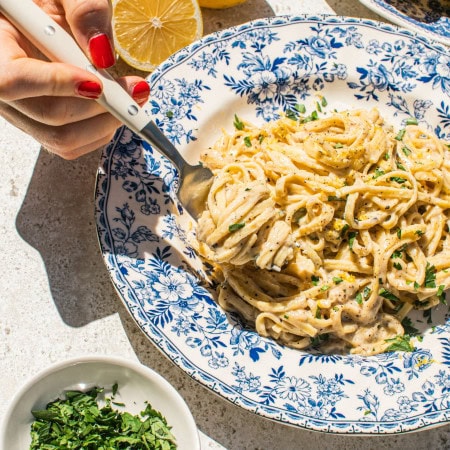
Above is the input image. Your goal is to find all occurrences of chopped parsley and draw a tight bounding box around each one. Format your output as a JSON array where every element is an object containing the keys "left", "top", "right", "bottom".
[
  {"left": 233, "top": 114, "right": 245, "bottom": 130},
  {"left": 327, "top": 195, "right": 345, "bottom": 201},
  {"left": 395, "top": 128, "right": 406, "bottom": 141},
  {"left": 295, "top": 103, "right": 306, "bottom": 114},
  {"left": 348, "top": 231, "right": 358, "bottom": 250},
  {"left": 402, "top": 146, "right": 412, "bottom": 156},
  {"left": 333, "top": 276, "right": 343, "bottom": 284},
  {"left": 355, "top": 286, "right": 372, "bottom": 305},
  {"left": 390, "top": 176, "right": 407, "bottom": 184},
  {"left": 285, "top": 109, "right": 298, "bottom": 120},
  {"left": 311, "top": 275, "right": 320, "bottom": 286},
  {"left": 293, "top": 207, "right": 307, "bottom": 222},
  {"left": 424, "top": 262, "right": 436, "bottom": 288},
  {"left": 243, "top": 136, "right": 252, "bottom": 147},
  {"left": 385, "top": 334, "right": 415, "bottom": 352},
  {"left": 406, "top": 118, "right": 418, "bottom": 126},
  {"left": 401, "top": 316, "right": 420, "bottom": 336},
  {"left": 373, "top": 167, "right": 385, "bottom": 179},
  {"left": 30, "top": 386, "right": 177, "bottom": 449},
  {"left": 437, "top": 284, "right": 447, "bottom": 304},
  {"left": 378, "top": 287, "right": 400, "bottom": 303},
  {"left": 229, "top": 222, "right": 245, "bottom": 232}
]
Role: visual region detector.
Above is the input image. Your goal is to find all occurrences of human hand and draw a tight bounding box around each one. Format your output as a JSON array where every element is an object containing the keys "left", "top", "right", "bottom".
[{"left": 0, "top": 0, "right": 150, "bottom": 159}]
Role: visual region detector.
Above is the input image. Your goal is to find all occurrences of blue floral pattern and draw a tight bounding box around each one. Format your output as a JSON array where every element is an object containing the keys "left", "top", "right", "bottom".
[
  {"left": 359, "top": 0, "right": 450, "bottom": 47},
  {"left": 95, "top": 16, "right": 450, "bottom": 434}
]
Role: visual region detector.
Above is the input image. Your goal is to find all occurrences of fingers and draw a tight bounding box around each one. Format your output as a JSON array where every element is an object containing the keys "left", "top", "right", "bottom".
[
  {"left": 0, "top": 101, "right": 120, "bottom": 159},
  {"left": 0, "top": 75, "right": 149, "bottom": 158},
  {"left": 59, "top": 0, "right": 116, "bottom": 69},
  {"left": 0, "top": 5, "right": 150, "bottom": 159},
  {"left": 6, "top": 74, "right": 149, "bottom": 126},
  {"left": 0, "top": 58, "right": 102, "bottom": 102}
]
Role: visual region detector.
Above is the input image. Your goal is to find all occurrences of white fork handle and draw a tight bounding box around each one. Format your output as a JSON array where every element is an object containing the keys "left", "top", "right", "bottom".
[{"left": 0, "top": 0, "right": 149, "bottom": 134}]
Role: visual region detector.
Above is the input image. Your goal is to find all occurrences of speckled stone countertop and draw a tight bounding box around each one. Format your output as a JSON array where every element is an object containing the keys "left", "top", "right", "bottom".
[{"left": 0, "top": 1, "right": 449, "bottom": 449}]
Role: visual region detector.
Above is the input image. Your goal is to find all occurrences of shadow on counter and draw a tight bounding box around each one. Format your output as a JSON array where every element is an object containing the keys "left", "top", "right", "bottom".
[{"left": 15, "top": 147, "right": 120, "bottom": 327}]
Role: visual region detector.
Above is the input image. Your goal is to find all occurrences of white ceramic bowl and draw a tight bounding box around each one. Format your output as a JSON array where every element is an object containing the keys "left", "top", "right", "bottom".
[{"left": 0, "top": 355, "right": 200, "bottom": 450}]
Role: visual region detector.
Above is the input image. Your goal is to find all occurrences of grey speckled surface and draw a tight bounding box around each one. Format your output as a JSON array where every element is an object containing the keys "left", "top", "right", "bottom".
[{"left": 0, "top": 1, "right": 448, "bottom": 449}]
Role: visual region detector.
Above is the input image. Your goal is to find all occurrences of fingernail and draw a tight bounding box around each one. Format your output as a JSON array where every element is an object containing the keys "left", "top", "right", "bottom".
[
  {"left": 89, "top": 33, "right": 115, "bottom": 69},
  {"left": 132, "top": 81, "right": 150, "bottom": 104},
  {"left": 77, "top": 80, "right": 102, "bottom": 99}
]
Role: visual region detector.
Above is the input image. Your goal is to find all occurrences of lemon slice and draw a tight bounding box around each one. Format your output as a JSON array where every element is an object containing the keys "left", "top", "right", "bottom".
[
  {"left": 112, "top": 0, "right": 203, "bottom": 72},
  {"left": 199, "top": 0, "right": 247, "bottom": 8}
]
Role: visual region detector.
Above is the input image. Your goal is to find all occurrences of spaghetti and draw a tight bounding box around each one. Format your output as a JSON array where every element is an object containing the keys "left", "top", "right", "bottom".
[{"left": 195, "top": 108, "right": 450, "bottom": 355}]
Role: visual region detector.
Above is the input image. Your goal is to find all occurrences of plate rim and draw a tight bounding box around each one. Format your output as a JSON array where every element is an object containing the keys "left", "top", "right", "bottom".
[
  {"left": 95, "top": 13, "right": 450, "bottom": 435},
  {"left": 358, "top": 0, "right": 450, "bottom": 47}
]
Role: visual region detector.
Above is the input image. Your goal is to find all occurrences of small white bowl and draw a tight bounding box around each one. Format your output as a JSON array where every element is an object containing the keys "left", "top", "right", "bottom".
[{"left": 0, "top": 355, "right": 200, "bottom": 450}]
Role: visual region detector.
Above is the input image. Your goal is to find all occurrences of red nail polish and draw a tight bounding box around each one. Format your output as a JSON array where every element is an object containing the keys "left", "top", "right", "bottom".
[
  {"left": 77, "top": 81, "right": 102, "bottom": 99},
  {"left": 89, "top": 33, "right": 115, "bottom": 69},
  {"left": 132, "top": 81, "right": 150, "bottom": 104}
]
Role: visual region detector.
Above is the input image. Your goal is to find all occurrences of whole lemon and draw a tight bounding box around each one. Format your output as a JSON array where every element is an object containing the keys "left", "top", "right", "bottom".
[{"left": 199, "top": 0, "right": 247, "bottom": 9}]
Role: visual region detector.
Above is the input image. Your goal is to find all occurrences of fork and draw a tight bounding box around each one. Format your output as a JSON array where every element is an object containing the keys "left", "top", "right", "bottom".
[{"left": 0, "top": 0, "right": 213, "bottom": 219}]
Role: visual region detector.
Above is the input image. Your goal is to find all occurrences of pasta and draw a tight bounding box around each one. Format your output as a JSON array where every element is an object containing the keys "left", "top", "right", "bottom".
[{"left": 194, "top": 107, "right": 450, "bottom": 355}]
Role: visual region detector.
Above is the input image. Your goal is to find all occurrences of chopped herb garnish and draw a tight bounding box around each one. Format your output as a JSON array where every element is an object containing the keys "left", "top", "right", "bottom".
[
  {"left": 258, "top": 134, "right": 265, "bottom": 143},
  {"left": 348, "top": 231, "right": 358, "bottom": 250},
  {"left": 425, "top": 262, "right": 436, "bottom": 288},
  {"left": 385, "top": 334, "right": 415, "bottom": 352},
  {"left": 30, "top": 386, "right": 177, "bottom": 449},
  {"left": 166, "top": 111, "right": 174, "bottom": 119},
  {"left": 406, "top": 118, "right": 418, "bottom": 126},
  {"left": 373, "top": 167, "right": 385, "bottom": 179},
  {"left": 396, "top": 162, "right": 406, "bottom": 171},
  {"left": 390, "top": 176, "right": 407, "bottom": 184},
  {"left": 295, "top": 103, "right": 306, "bottom": 114},
  {"left": 229, "top": 222, "right": 245, "bottom": 232},
  {"left": 321, "top": 285, "right": 330, "bottom": 291},
  {"left": 379, "top": 288, "right": 400, "bottom": 303},
  {"left": 402, "top": 146, "right": 412, "bottom": 156},
  {"left": 293, "top": 207, "right": 307, "bottom": 222},
  {"left": 233, "top": 114, "right": 244, "bottom": 130},
  {"left": 401, "top": 316, "right": 420, "bottom": 336},
  {"left": 384, "top": 152, "right": 390, "bottom": 161},
  {"left": 396, "top": 228, "right": 402, "bottom": 239},
  {"left": 327, "top": 195, "right": 345, "bottom": 201},
  {"left": 310, "top": 333, "right": 329, "bottom": 347},
  {"left": 355, "top": 292, "right": 363, "bottom": 305},
  {"left": 334, "top": 143, "right": 344, "bottom": 149},
  {"left": 414, "top": 281, "right": 420, "bottom": 291},
  {"left": 310, "top": 110, "right": 319, "bottom": 121},
  {"left": 415, "top": 230, "right": 424, "bottom": 236},
  {"left": 311, "top": 275, "right": 320, "bottom": 286},
  {"left": 321, "top": 97, "right": 328, "bottom": 107},
  {"left": 356, "top": 286, "right": 371, "bottom": 304},
  {"left": 285, "top": 109, "right": 298, "bottom": 120},
  {"left": 315, "top": 306, "right": 322, "bottom": 319},
  {"left": 393, "top": 262, "right": 402, "bottom": 270},
  {"left": 243, "top": 136, "right": 252, "bottom": 147},
  {"left": 437, "top": 285, "right": 447, "bottom": 304},
  {"left": 316, "top": 101, "right": 322, "bottom": 113},
  {"left": 340, "top": 223, "right": 350, "bottom": 237},
  {"left": 395, "top": 129, "right": 406, "bottom": 141},
  {"left": 333, "top": 276, "right": 343, "bottom": 284}
]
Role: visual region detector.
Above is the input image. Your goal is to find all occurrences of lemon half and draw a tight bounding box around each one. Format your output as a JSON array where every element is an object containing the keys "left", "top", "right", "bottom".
[{"left": 112, "top": 0, "right": 203, "bottom": 72}]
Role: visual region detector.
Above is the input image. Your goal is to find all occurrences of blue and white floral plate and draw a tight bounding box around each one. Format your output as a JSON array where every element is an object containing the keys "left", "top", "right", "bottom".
[
  {"left": 359, "top": 0, "right": 450, "bottom": 46},
  {"left": 95, "top": 15, "right": 450, "bottom": 434}
]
